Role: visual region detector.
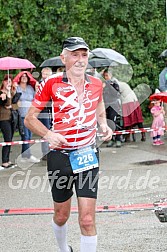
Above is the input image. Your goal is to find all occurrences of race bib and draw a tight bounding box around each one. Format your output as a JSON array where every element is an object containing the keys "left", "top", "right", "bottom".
[{"left": 69, "top": 146, "right": 98, "bottom": 174}]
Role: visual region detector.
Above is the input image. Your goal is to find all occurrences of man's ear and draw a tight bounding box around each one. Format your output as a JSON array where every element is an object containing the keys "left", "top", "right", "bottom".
[{"left": 60, "top": 54, "right": 65, "bottom": 64}]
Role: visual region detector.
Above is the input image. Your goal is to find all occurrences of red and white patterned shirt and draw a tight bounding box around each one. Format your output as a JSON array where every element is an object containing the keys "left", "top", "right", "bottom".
[{"left": 32, "top": 72, "right": 103, "bottom": 149}]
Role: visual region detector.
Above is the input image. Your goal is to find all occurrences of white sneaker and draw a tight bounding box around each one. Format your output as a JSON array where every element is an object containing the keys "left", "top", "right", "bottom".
[
  {"left": 28, "top": 155, "right": 40, "bottom": 163},
  {"left": 20, "top": 157, "right": 28, "bottom": 163}
]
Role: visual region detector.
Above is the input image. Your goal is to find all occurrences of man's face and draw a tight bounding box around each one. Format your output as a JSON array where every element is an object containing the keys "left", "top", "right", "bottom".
[
  {"left": 61, "top": 49, "right": 89, "bottom": 77},
  {"left": 42, "top": 70, "right": 51, "bottom": 80}
]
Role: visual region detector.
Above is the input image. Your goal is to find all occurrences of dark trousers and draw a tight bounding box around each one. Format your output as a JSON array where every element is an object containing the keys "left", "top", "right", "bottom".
[
  {"left": 106, "top": 106, "right": 121, "bottom": 141},
  {"left": 0, "top": 120, "right": 13, "bottom": 163}
]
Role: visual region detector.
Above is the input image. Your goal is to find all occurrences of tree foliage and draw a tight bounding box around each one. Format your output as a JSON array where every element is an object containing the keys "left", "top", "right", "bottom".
[{"left": 0, "top": 0, "right": 166, "bottom": 106}]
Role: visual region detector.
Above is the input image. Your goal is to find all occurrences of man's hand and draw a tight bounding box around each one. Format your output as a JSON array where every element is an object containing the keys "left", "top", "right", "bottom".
[
  {"left": 99, "top": 124, "right": 113, "bottom": 142},
  {"left": 44, "top": 130, "right": 69, "bottom": 149}
]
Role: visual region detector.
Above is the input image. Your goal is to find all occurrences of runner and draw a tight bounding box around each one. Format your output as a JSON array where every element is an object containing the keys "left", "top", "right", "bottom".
[{"left": 24, "top": 36, "right": 113, "bottom": 252}]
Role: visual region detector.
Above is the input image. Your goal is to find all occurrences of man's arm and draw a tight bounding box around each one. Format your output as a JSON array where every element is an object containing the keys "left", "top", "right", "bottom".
[
  {"left": 24, "top": 105, "right": 68, "bottom": 148},
  {"left": 96, "top": 100, "right": 108, "bottom": 126},
  {"left": 24, "top": 105, "right": 49, "bottom": 137},
  {"left": 96, "top": 100, "right": 113, "bottom": 141}
]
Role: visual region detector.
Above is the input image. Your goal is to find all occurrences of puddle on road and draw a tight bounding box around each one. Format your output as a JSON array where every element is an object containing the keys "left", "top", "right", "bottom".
[{"left": 133, "top": 159, "right": 167, "bottom": 166}]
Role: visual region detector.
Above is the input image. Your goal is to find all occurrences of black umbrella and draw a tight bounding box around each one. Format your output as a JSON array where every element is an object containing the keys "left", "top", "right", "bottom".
[
  {"left": 87, "top": 57, "right": 118, "bottom": 68},
  {"left": 159, "top": 49, "right": 167, "bottom": 58},
  {"left": 40, "top": 56, "right": 64, "bottom": 68}
]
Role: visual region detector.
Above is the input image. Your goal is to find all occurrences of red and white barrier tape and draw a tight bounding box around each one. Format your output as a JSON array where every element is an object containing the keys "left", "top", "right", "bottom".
[
  {"left": 0, "top": 202, "right": 159, "bottom": 216},
  {"left": 0, "top": 139, "right": 47, "bottom": 147},
  {"left": 113, "top": 127, "right": 166, "bottom": 135},
  {"left": 0, "top": 127, "right": 166, "bottom": 147}
]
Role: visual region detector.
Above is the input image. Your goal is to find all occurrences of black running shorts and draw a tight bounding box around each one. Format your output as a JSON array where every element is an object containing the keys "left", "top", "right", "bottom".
[{"left": 47, "top": 148, "right": 99, "bottom": 203}]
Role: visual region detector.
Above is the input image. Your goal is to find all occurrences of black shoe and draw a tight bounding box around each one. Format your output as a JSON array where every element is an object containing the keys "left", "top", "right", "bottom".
[
  {"left": 125, "top": 134, "right": 131, "bottom": 142},
  {"left": 2, "top": 163, "right": 15, "bottom": 168},
  {"left": 69, "top": 246, "right": 73, "bottom": 252},
  {"left": 42, "top": 155, "right": 47, "bottom": 161},
  {"left": 132, "top": 133, "right": 136, "bottom": 142},
  {"left": 141, "top": 132, "right": 146, "bottom": 142}
]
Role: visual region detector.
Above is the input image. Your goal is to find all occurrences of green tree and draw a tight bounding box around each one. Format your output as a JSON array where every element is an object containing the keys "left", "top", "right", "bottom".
[{"left": 0, "top": 0, "right": 166, "bottom": 116}]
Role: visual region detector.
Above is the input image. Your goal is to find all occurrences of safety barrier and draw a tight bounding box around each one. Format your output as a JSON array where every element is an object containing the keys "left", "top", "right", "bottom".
[
  {"left": 0, "top": 126, "right": 166, "bottom": 147},
  {"left": 0, "top": 202, "right": 159, "bottom": 216}
]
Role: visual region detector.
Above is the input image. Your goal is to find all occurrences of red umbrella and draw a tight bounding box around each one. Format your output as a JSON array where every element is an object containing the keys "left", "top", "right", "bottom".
[
  {"left": 0, "top": 56, "right": 35, "bottom": 70},
  {"left": 149, "top": 92, "right": 167, "bottom": 103},
  {"left": 13, "top": 71, "right": 37, "bottom": 87}
]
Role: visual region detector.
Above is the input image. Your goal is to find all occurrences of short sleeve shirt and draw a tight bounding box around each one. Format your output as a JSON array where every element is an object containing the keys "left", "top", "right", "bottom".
[
  {"left": 17, "top": 85, "right": 35, "bottom": 117},
  {"left": 32, "top": 72, "right": 103, "bottom": 149}
]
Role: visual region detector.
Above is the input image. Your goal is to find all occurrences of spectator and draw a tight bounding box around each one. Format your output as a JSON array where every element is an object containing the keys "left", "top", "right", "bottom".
[
  {"left": 149, "top": 99, "right": 165, "bottom": 145},
  {"left": 118, "top": 81, "right": 146, "bottom": 142},
  {"left": 35, "top": 67, "right": 53, "bottom": 161},
  {"left": 159, "top": 60, "right": 167, "bottom": 91},
  {"left": 0, "top": 74, "right": 17, "bottom": 168},
  {"left": 56, "top": 66, "right": 65, "bottom": 73},
  {"left": 14, "top": 71, "right": 40, "bottom": 163},
  {"left": 159, "top": 60, "right": 167, "bottom": 127},
  {"left": 102, "top": 69, "right": 122, "bottom": 147}
]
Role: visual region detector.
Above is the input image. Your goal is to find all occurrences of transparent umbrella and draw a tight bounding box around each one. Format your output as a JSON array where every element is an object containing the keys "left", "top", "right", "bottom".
[
  {"left": 90, "top": 48, "right": 129, "bottom": 65},
  {"left": 89, "top": 48, "right": 132, "bottom": 82},
  {"left": 159, "top": 49, "right": 167, "bottom": 58}
]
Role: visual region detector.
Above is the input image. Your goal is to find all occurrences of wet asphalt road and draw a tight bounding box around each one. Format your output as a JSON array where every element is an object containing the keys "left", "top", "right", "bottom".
[{"left": 0, "top": 132, "right": 167, "bottom": 252}]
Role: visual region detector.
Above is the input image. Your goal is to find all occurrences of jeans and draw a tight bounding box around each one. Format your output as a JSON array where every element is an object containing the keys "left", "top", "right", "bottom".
[
  {"left": 0, "top": 120, "right": 13, "bottom": 163},
  {"left": 38, "top": 110, "right": 51, "bottom": 155},
  {"left": 21, "top": 117, "right": 32, "bottom": 158}
]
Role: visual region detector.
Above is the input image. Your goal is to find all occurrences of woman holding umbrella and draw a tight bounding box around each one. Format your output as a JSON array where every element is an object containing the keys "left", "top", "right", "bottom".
[{"left": 0, "top": 74, "right": 17, "bottom": 168}]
